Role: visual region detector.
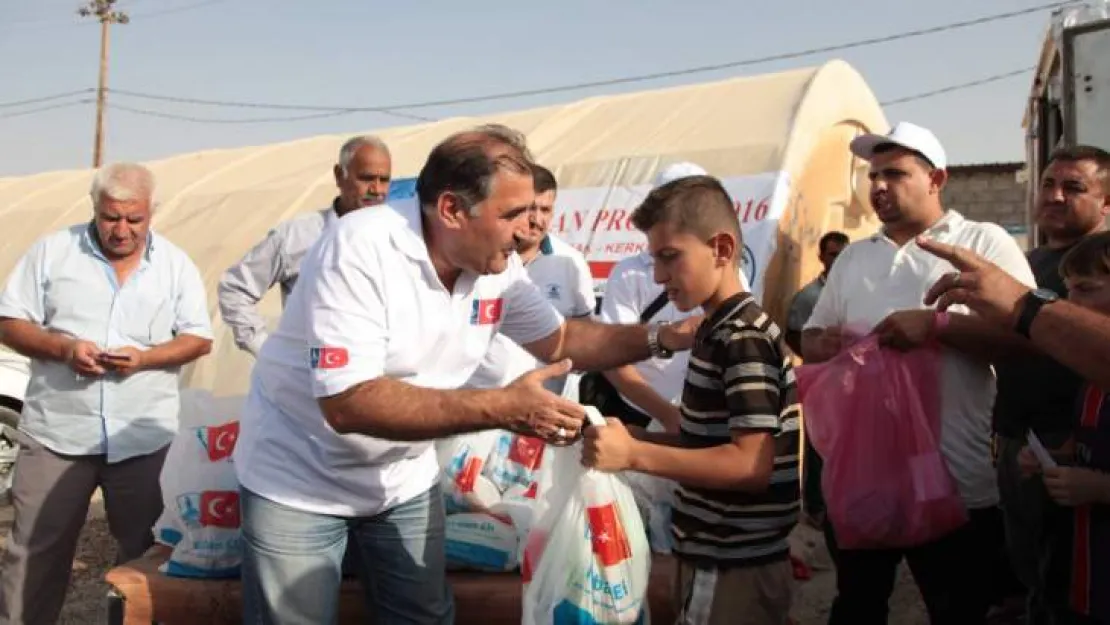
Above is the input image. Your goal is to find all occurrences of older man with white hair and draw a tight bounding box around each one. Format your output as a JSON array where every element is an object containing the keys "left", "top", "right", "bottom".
[
  {"left": 218, "top": 135, "right": 392, "bottom": 357},
  {"left": 0, "top": 162, "right": 213, "bottom": 625}
]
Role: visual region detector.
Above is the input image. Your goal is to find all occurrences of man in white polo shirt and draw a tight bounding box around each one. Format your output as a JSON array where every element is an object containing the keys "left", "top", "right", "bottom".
[
  {"left": 466, "top": 163, "right": 595, "bottom": 394},
  {"left": 233, "top": 125, "right": 700, "bottom": 624},
  {"left": 802, "top": 122, "right": 1036, "bottom": 624}
]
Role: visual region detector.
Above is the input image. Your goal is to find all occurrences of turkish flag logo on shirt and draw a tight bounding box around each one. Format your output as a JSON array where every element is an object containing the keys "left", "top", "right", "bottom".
[
  {"left": 310, "top": 346, "right": 349, "bottom": 369},
  {"left": 470, "top": 298, "right": 504, "bottom": 325},
  {"left": 587, "top": 503, "right": 633, "bottom": 567}
]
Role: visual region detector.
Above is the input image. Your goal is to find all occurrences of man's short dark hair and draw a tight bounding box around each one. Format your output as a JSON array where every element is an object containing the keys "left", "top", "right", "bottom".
[
  {"left": 631, "top": 175, "right": 741, "bottom": 243},
  {"left": 531, "top": 164, "right": 558, "bottom": 195},
  {"left": 1049, "top": 144, "right": 1110, "bottom": 194},
  {"left": 872, "top": 143, "right": 936, "bottom": 172},
  {"left": 416, "top": 125, "right": 533, "bottom": 215},
  {"left": 819, "top": 231, "right": 849, "bottom": 253}
]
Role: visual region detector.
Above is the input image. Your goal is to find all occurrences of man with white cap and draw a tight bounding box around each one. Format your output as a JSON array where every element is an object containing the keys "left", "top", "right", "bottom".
[
  {"left": 801, "top": 122, "right": 1036, "bottom": 624},
  {"left": 591, "top": 162, "right": 750, "bottom": 431}
]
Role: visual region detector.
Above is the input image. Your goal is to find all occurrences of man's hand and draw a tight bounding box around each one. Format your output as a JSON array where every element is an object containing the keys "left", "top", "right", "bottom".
[
  {"left": 918, "top": 236, "right": 1031, "bottom": 328},
  {"left": 660, "top": 315, "right": 704, "bottom": 352},
  {"left": 99, "top": 346, "right": 145, "bottom": 377},
  {"left": 1043, "top": 466, "right": 1110, "bottom": 506},
  {"left": 874, "top": 310, "right": 936, "bottom": 351},
  {"left": 581, "top": 417, "right": 638, "bottom": 472},
  {"left": 503, "top": 359, "right": 586, "bottom": 445},
  {"left": 65, "top": 340, "right": 106, "bottom": 376}
]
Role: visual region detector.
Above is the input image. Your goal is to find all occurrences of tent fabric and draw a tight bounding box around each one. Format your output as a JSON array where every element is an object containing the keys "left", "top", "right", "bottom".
[{"left": 0, "top": 59, "right": 885, "bottom": 397}]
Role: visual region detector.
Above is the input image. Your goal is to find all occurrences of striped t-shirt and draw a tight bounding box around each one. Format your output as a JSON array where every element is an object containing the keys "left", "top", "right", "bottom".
[{"left": 670, "top": 292, "right": 801, "bottom": 568}]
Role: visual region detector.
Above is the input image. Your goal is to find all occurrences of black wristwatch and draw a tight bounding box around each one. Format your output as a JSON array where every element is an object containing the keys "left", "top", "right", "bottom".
[{"left": 1014, "top": 288, "right": 1060, "bottom": 338}]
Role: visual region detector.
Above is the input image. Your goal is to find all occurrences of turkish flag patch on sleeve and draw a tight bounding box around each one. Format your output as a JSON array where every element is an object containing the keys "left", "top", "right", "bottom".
[
  {"left": 310, "top": 346, "right": 349, "bottom": 369},
  {"left": 470, "top": 298, "right": 504, "bottom": 325}
]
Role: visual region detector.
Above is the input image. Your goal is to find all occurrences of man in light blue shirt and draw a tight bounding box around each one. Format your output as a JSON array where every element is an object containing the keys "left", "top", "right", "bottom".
[{"left": 0, "top": 162, "right": 213, "bottom": 625}]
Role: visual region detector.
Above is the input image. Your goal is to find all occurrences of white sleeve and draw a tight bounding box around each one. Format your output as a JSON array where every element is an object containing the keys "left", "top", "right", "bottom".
[
  {"left": 568, "top": 254, "right": 597, "bottom": 318},
  {"left": 598, "top": 261, "right": 641, "bottom": 325},
  {"left": 302, "top": 227, "right": 388, "bottom": 399},
  {"left": 0, "top": 239, "right": 47, "bottom": 324},
  {"left": 499, "top": 260, "right": 564, "bottom": 346},
  {"left": 172, "top": 257, "right": 214, "bottom": 340},
  {"left": 974, "top": 224, "right": 1037, "bottom": 289},
  {"left": 803, "top": 255, "right": 847, "bottom": 331}
]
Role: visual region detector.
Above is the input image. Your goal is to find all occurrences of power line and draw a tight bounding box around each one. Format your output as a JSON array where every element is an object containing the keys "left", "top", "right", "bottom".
[
  {"left": 0, "top": 99, "right": 91, "bottom": 120},
  {"left": 109, "top": 103, "right": 372, "bottom": 123},
  {"left": 126, "top": 0, "right": 224, "bottom": 21},
  {"left": 113, "top": 1, "right": 1072, "bottom": 112},
  {"left": 880, "top": 67, "right": 1034, "bottom": 106},
  {"left": 0, "top": 89, "right": 94, "bottom": 109}
]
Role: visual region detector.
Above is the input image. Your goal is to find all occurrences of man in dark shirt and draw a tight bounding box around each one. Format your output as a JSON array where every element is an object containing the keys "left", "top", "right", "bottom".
[{"left": 994, "top": 145, "right": 1110, "bottom": 623}]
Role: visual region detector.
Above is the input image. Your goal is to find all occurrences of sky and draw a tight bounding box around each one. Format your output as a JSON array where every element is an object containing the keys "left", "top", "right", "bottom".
[{"left": 0, "top": 0, "right": 1070, "bottom": 178}]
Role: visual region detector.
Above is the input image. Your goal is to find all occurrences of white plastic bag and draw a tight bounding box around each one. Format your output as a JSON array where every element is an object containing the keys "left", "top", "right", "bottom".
[
  {"left": 484, "top": 431, "right": 550, "bottom": 492},
  {"left": 436, "top": 430, "right": 503, "bottom": 513},
  {"left": 445, "top": 512, "right": 521, "bottom": 572},
  {"left": 151, "top": 390, "right": 245, "bottom": 578},
  {"left": 521, "top": 409, "right": 651, "bottom": 625}
]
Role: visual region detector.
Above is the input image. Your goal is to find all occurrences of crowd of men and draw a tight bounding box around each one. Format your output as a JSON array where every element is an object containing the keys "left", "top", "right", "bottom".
[{"left": 0, "top": 118, "right": 1106, "bottom": 625}]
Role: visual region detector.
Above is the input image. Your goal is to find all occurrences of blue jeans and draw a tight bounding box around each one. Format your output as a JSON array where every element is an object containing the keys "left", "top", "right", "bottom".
[{"left": 240, "top": 484, "right": 455, "bottom": 625}]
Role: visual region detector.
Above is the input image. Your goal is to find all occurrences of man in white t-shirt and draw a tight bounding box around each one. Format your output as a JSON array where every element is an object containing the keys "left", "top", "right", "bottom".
[
  {"left": 802, "top": 122, "right": 1036, "bottom": 624},
  {"left": 597, "top": 162, "right": 750, "bottom": 432},
  {"left": 466, "top": 163, "right": 595, "bottom": 394},
  {"left": 233, "top": 125, "right": 700, "bottom": 624}
]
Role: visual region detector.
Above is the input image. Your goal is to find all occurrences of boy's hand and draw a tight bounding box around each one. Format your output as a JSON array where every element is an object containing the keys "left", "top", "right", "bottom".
[
  {"left": 1043, "top": 466, "right": 1110, "bottom": 506},
  {"left": 1017, "top": 446, "right": 1041, "bottom": 477},
  {"left": 582, "top": 418, "right": 637, "bottom": 472}
]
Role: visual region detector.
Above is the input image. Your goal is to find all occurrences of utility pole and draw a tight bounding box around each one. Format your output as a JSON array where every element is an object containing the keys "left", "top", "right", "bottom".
[{"left": 78, "top": 0, "right": 128, "bottom": 169}]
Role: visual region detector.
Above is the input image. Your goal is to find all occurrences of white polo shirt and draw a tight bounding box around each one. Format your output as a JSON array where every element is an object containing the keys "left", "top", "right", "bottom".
[
  {"left": 233, "top": 202, "right": 565, "bottom": 517},
  {"left": 804, "top": 211, "right": 1035, "bottom": 509},
  {"left": 466, "top": 234, "right": 595, "bottom": 392},
  {"left": 597, "top": 252, "right": 752, "bottom": 414}
]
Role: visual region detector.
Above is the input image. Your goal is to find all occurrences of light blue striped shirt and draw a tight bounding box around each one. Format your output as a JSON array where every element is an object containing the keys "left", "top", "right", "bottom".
[{"left": 0, "top": 223, "right": 212, "bottom": 463}]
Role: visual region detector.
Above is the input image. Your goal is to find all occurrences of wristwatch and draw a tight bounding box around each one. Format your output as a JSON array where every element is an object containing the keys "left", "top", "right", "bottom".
[
  {"left": 647, "top": 322, "right": 674, "bottom": 359},
  {"left": 1014, "top": 288, "right": 1060, "bottom": 338}
]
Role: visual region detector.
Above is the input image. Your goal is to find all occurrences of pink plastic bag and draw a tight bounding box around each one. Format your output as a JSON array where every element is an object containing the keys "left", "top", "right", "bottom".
[{"left": 796, "top": 336, "right": 967, "bottom": 550}]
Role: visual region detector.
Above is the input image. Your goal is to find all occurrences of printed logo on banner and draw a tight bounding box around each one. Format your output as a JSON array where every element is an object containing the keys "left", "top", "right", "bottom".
[
  {"left": 741, "top": 244, "right": 756, "bottom": 285},
  {"left": 586, "top": 502, "right": 633, "bottom": 567},
  {"left": 177, "top": 491, "right": 241, "bottom": 529},
  {"left": 470, "top": 299, "right": 503, "bottom": 325},
  {"left": 194, "top": 421, "right": 240, "bottom": 462},
  {"left": 310, "top": 346, "right": 349, "bottom": 369}
]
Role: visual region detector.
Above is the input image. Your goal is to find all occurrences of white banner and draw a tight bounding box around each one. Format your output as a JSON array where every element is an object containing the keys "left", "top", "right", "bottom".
[{"left": 387, "top": 171, "right": 790, "bottom": 299}]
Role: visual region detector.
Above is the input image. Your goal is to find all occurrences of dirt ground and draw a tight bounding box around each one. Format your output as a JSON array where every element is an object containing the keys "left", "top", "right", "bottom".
[{"left": 0, "top": 499, "right": 931, "bottom": 625}]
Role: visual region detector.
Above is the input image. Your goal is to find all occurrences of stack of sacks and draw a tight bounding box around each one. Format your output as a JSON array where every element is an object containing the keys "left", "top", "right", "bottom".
[{"left": 436, "top": 430, "right": 553, "bottom": 572}]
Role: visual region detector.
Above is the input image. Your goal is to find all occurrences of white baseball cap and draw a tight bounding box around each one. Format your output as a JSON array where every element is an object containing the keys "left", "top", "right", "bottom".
[
  {"left": 849, "top": 122, "right": 947, "bottom": 170},
  {"left": 653, "top": 161, "right": 708, "bottom": 189}
]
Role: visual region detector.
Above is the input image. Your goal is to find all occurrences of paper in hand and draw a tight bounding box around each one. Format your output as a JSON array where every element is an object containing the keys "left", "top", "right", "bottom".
[{"left": 1026, "top": 430, "right": 1058, "bottom": 469}]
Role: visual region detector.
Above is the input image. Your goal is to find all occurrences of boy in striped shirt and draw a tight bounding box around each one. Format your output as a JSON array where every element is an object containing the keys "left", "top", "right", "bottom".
[
  {"left": 583, "top": 175, "right": 801, "bottom": 625},
  {"left": 1021, "top": 231, "right": 1110, "bottom": 625}
]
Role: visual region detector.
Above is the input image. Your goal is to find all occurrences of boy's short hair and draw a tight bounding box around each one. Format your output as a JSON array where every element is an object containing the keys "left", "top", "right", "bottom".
[
  {"left": 631, "top": 175, "right": 741, "bottom": 244},
  {"left": 531, "top": 164, "right": 558, "bottom": 194},
  {"left": 1060, "top": 231, "right": 1110, "bottom": 279}
]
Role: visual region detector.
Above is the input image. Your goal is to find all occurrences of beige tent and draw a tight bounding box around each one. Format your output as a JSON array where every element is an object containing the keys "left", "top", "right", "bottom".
[{"left": 0, "top": 59, "right": 887, "bottom": 399}]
